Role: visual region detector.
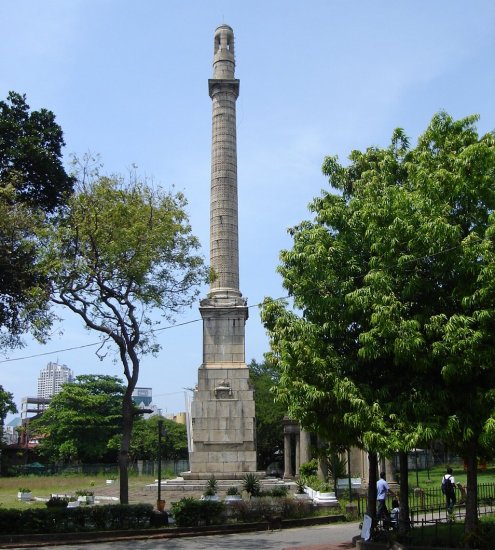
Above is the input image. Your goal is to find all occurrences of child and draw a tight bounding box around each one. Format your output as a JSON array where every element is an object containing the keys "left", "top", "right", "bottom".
[{"left": 390, "top": 499, "right": 400, "bottom": 530}]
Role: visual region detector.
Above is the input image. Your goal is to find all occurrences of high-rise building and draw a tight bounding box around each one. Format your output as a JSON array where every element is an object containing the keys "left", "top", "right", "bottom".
[
  {"left": 37, "top": 361, "right": 74, "bottom": 399},
  {"left": 132, "top": 387, "right": 153, "bottom": 407}
]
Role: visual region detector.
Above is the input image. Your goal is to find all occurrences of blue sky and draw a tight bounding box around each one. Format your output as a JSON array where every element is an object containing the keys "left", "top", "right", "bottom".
[{"left": 1, "top": 1, "right": 495, "bottom": 419}]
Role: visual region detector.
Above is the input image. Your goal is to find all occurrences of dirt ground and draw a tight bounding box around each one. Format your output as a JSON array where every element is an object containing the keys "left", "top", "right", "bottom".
[{"left": 95, "top": 478, "right": 216, "bottom": 507}]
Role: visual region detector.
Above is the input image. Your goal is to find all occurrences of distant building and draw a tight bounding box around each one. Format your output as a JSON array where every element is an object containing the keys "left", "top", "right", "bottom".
[
  {"left": 132, "top": 387, "right": 153, "bottom": 407},
  {"left": 164, "top": 412, "right": 187, "bottom": 425},
  {"left": 37, "top": 361, "right": 74, "bottom": 399},
  {"left": 2, "top": 416, "right": 21, "bottom": 445},
  {"left": 20, "top": 397, "right": 51, "bottom": 421}
]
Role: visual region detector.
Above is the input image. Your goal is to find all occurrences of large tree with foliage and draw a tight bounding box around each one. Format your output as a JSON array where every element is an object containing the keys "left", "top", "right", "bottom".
[
  {"left": 40, "top": 164, "right": 208, "bottom": 503},
  {"left": 129, "top": 416, "right": 188, "bottom": 463},
  {"left": 262, "top": 112, "right": 495, "bottom": 536},
  {"left": 31, "top": 375, "right": 124, "bottom": 463},
  {"left": 0, "top": 92, "right": 74, "bottom": 349},
  {"left": 248, "top": 359, "right": 286, "bottom": 469}
]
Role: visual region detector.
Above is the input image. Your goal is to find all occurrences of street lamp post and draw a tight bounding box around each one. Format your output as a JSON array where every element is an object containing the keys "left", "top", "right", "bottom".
[{"left": 157, "top": 419, "right": 167, "bottom": 511}]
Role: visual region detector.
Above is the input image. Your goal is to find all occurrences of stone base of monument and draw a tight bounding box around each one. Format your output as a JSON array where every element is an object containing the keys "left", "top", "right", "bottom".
[
  {"left": 148, "top": 476, "right": 289, "bottom": 493},
  {"left": 181, "top": 470, "right": 266, "bottom": 481}
]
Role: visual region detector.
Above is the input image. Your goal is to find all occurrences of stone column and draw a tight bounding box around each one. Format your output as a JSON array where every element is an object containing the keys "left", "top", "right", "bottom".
[
  {"left": 299, "top": 429, "right": 311, "bottom": 465},
  {"left": 186, "top": 26, "right": 257, "bottom": 479},
  {"left": 284, "top": 432, "right": 292, "bottom": 478},
  {"left": 295, "top": 433, "right": 301, "bottom": 474},
  {"left": 208, "top": 25, "right": 241, "bottom": 299}
]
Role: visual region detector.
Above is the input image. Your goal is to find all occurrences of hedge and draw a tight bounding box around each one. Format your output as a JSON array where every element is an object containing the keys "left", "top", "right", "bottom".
[{"left": 0, "top": 504, "right": 154, "bottom": 535}]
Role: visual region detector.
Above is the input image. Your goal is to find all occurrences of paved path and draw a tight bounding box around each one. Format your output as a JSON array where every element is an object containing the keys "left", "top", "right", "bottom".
[{"left": 9, "top": 522, "right": 360, "bottom": 550}]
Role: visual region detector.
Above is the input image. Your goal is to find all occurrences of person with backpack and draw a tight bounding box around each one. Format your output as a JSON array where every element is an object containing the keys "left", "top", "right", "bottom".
[{"left": 442, "top": 467, "right": 456, "bottom": 514}]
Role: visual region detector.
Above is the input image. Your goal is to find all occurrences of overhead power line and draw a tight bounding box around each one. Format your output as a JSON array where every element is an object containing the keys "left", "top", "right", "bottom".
[{"left": 0, "top": 234, "right": 483, "bottom": 365}]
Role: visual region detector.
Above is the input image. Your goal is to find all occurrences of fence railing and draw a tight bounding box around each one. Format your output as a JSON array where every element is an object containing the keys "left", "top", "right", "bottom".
[
  {"left": 356, "top": 482, "right": 495, "bottom": 524},
  {"left": 15, "top": 459, "right": 189, "bottom": 477}
]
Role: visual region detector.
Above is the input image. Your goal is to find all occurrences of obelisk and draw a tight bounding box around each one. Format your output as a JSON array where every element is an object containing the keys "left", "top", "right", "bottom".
[{"left": 187, "top": 25, "right": 258, "bottom": 479}]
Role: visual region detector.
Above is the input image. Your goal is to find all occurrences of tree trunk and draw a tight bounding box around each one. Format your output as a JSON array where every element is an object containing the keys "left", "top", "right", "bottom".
[
  {"left": 398, "top": 450, "right": 410, "bottom": 534},
  {"left": 118, "top": 389, "right": 135, "bottom": 504},
  {"left": 367, "top": 451, "right": 378, "bottom": 518},
  {"left": 464, "top": 438, "right": 479, "bottom": 538}
]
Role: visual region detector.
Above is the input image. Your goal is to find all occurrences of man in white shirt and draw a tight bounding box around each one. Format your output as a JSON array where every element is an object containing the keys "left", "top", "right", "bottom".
[
  {"left": 376, "top": 471, "right": 390, "bottom": 520},
  {"left": 442, "top": 467, "right": 456, "bottom": 514}
]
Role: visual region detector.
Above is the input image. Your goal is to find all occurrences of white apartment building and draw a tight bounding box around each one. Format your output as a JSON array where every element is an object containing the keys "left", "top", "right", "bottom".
[{"left": 37, "top": 361, "right": 74, "bottom": 399}]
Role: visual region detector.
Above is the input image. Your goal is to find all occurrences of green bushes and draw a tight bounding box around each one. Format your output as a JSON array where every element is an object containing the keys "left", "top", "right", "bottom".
[
  {"left": 0, "top": 503, "right": 154, "bottom": 535},
  {"left": 228, "top": 498, "right": 312, "bottom": 522},
  {"left": 302, "top": 475, "right": 333, "bottom": 493},
  {"left": 259, "top": 486, "right": 289, "bottom": 498},
  {"left": 242, "top": 473, "right": 261, "bottom": 498},
  {"left": 45, "top": 496, "right": 69, "bottom": 508},
  {"left": 171, "top": 498, "right": 225, "bottom": 527},
  {"left": 299, "top": 459, "right": 318, "bottom": 479}
]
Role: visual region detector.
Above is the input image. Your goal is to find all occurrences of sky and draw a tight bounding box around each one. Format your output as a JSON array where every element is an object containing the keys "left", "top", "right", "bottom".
[{"left": 1, "top": 0, "right": 495, "bottom": 420}]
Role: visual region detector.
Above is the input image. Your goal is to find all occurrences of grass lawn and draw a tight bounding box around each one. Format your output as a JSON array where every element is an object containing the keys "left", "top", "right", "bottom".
[
  {"left": 407, "top": 464, "right": 495, "bottom": 489},
  {"left": 0, "top": 474, "right": 156, "bottom": 509},
  {"left": 406, "top": 516, "right": 495, "bottom": 550}
]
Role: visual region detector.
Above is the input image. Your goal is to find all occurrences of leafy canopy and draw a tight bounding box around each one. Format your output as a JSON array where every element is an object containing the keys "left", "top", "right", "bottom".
[
  {"left": 31, "top": 375, "right": 125, "bottom": 463},
  {"left": 42, "top": 163, "right": 208, "bottom": 361},
  {"left": 262, "top": 111, "right": 495, "bottom": 456},
  {"left": 0, "top": 92, "right": 74, "bottom": 349},
  {"left": 40, "top": 162, "right": 208, "bottom": 503},
  {"left": 127, "top": 415, "right": 188, "bottom": 462},
  {"left": 248, "top": 359, "right": 286, "bottom": 469}
]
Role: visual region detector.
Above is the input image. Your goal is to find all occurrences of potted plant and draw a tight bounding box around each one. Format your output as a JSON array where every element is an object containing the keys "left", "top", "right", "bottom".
[
  {"left": 224, "top": 486, "right": 242, "bottom": 503},
  {"left": 75, "top": 489, "right": 95, "bottom": 504},
  {"left": 294, "top": 478, "right": 310, "bottom": 500},
  {"left": 242, "top": 473, "right": 261, "bottom": 499},
  {"left": 17, "top": 487, "right": 32, "bottom": 501},
  {"left": 203, "top": 475, "right": 220, "bottom": 501}
]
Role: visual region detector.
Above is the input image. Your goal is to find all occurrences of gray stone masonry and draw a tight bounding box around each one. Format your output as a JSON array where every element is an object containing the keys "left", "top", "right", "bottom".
[{"left": 186, "top": 25, "right": 257, "bottom": 479}]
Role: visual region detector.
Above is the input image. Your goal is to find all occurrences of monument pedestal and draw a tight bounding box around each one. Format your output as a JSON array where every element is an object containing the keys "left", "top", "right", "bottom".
[{"left": 186, "top": 365, "right": 258, "bottom": 478}]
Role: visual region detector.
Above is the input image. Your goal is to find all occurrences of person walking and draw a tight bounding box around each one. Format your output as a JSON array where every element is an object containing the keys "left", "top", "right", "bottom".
[
  {"left": 442, "top": 467, "right": 456, "bottom": 515},
  {"left": 376, "top": 471, "right": 390, "bottom": 521}
]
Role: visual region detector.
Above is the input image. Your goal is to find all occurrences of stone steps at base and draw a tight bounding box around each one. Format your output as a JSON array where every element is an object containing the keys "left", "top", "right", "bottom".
[{"left": 147, "top": 477, "right": 293, "bottom": 492}]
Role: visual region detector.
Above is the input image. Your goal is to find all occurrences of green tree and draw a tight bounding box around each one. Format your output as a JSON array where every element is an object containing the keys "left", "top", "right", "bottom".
[
  {"left": 129, "top": 416, "right": 188, "bottom": 462},
  {"left": 248, "top": 359, "right": 285, "bottom": 470},
  {"left": 262, "top": 112, "right": 495, "bottom": 536},
  {"left": 0, "top": 91, "right": 74, "bottom": 349},
  {"left": 31, "top": 375, "right": 124, "bottom": 462},
  {"left": 0, "top": 385, "right": 17, "bottom": 445},
  {"left": 41, "top": 164, "right": 208, "bottom": 503}
]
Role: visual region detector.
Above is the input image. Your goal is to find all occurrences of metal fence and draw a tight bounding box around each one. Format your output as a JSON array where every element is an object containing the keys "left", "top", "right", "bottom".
[
  {"left": 356, "top": 482, "right": 495, "bottom": 524},
  {"left": 15, "top": 459, "right": 189, "bottom": 477}
]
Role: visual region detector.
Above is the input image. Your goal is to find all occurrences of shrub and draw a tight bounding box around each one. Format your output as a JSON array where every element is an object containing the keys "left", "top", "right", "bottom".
[
  {"left": 327, "top": 453, "right": 347, "bottom": 489},
  {"left": 242, "top": 473, "right": 261, "bottom": 498},
  {"left": 171, "top": 497, "right": 225, "bottom": 527},
  {"left": 259, "top": 486, "right": 289, "bottom": 498},
  {"left": 226, "top": 486, "right": 240, "bottom": 496},
  {"left": 0, "top": 504, "right": 154, "bottom": 535},
  {"left": 280, "top": 498, "right": 313, "bottom": 519},
  {"left": 75, "top": 489, "right": 94, "bottom": 496},
  {"left": 299, "top": 459, "right": 318, "bottom": 479},
  {"left": 206, "top": 475, "right": 218, "bottom": 493},
  {"left": 46, "top": 496, "right": 69, "bottom": 508},
  {"left": 271, "top": 486, "right": 289, "bottom": 497},
  {"left": 229, "top": 497, "right": 310, "bottom": 522}
]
